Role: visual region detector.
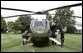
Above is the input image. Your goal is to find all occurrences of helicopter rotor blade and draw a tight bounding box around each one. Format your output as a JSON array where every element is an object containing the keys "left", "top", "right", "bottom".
[
  {"left": 1, "top": 7, "right": 36, "bottom": 13},
  {"left": 1, "top": 3, "right": 82, "bottom": 18},
  {"left": 44, "top": 3, "right": 82, "bottom": 12},
  {"left": 1, "top": 3, "right": 82, "bottom": 14},
  {"left": 1, "top": 14, "right": 35, "bottom": 18},
  {"left": 1, "top": 7, "right": 45, "bottom": 14},
  {"left": 2, "top": 14, "right": 47, "bottom": 18},
  {"left": 2, "top": 14, "right": 82, "bottom": 18},
  {"left": 52, "top": 14, "right": 82, "bottom": 18}
]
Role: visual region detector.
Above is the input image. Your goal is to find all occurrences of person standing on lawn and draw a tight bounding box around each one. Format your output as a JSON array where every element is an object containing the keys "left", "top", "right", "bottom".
[
  {"left": 60, "top": 29, "right": 65, "bottom": 47},
  {"left": 22, "top": 30, "right": 29, "bottom": 46},
  {"left": 50, "top": 25, "right": 57, "bottom": 45}
]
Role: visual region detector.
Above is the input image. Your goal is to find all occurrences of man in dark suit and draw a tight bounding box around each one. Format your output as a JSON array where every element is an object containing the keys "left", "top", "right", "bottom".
[{"left": 60, "top": 29, "right": 65, "bottom": 47}]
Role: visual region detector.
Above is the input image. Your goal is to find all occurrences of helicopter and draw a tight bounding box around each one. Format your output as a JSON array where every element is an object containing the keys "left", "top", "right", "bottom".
[{"left": 1, "top": 3, "right": 82, "bottom": 46}]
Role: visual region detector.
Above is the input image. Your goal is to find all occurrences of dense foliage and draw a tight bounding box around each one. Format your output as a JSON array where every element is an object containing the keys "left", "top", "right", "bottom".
[
  {"left": 13, "top": 15, "right": 31, "bottom": 33},
  {"left": 66, "top": 26, "right": 77, "bottom": 33},
  {"left": 1, "top": 17, "right": 7, "bottom": 33}
]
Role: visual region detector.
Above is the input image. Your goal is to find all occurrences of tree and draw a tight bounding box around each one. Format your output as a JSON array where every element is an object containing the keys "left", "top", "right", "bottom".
[
  {"left": 13, "top": 21, "right": 23, "bottom": 33},
  {"left": 1, "top": 17, "right": 7, "bottom": 33},
  {"left": 53, "top": 7, "right": 76, "bottom": 30},
  {"left": 66, "top": 25, "right": 77, "bottom": 33},
  {"left": 14, "top": 15, "right": 31, "bottom": 33},
  {"left": 7, "top": 21, "right": 14, "bottom": 32}
]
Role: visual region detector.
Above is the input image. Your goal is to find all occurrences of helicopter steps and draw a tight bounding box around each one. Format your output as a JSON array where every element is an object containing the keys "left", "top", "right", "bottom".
[{"left": 49, "top": 37, "right": 61, "bottom": 45}]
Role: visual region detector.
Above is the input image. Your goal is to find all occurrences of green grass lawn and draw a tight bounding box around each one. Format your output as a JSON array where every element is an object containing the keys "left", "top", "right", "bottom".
[{"left": 1, "top": 33, "right": 82, "bottom": 52}]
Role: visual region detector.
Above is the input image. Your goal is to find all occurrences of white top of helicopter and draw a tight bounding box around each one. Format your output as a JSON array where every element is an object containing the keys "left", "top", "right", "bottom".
[{"left": 31, "top": 15, "right": 46, "bottom": 21}]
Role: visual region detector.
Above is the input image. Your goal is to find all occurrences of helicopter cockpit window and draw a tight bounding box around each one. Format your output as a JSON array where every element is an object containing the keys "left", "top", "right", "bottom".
[
  {"left": 34, "top": 21, "right": 44, "bottom": 26},
  {"left": 30, "top": 19, "right": 50, "bottom": 33}
]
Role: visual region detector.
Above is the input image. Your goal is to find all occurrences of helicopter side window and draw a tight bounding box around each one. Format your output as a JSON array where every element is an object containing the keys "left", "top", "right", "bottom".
[
  {"left": 42, "top": 20, "right": 47, "bottom": 27},
  {"left": 45, "top": 21, "right": 47, "bottom": 27}
]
